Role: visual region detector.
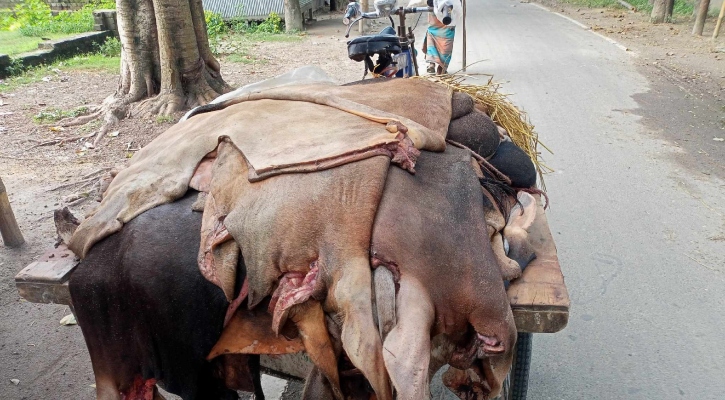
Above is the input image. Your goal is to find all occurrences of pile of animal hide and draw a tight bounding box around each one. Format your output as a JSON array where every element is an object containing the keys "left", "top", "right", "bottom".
[{"left": 65, "top": 67, "right": 544, "bottom": 400}]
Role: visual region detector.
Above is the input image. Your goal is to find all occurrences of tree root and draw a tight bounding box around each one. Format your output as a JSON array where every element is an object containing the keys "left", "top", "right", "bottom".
[
  {"left": 57, "top": 108, "right": 102, "bottom": 127},
  {"left": 134, "top": 92, "right": 186, "bottom": 117},
  {"left": 48, "top": 176, "right": 99, "bottom": 192},
  {"left": 28, "top": 131, "right": 98, "bottom": 149}
]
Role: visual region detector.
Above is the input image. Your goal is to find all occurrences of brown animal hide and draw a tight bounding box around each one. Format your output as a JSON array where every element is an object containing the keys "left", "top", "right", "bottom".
[
  {"left": 208, "top": 302, "right": 305, "bottom": 359},
  {"left": 200, "top": 139, "right": 392, "bottom": 400},
  {"left": 483, "top": 190, "right": 538, "bottom": 281},
  {"left": 371, "top": 147, "right": 517, "bottom": 399},
  {"left": 68, "top": 80, "right": 451, "bottom": 258}
]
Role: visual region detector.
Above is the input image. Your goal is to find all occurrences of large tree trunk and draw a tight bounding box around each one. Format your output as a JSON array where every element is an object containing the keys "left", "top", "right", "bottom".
[
  {"left": 651, "top": 0, "right": 667, "bottom": 23},
  {"left": 692, "top": 0, "right": 711, "bottom": 35},
  {"left": 108, "top": 0, "right": 229, "bottom": 118},
  {"left": 284, "top": 0, "right": 304, "bottom": 33},
  {"left": 665, "top": 0, "right": 674, "bottom": 20}
]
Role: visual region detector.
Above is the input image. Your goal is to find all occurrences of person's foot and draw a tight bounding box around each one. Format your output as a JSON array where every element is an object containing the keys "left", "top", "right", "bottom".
[{"left": 427, "top": 63, "right": 436, "bottom": 74}]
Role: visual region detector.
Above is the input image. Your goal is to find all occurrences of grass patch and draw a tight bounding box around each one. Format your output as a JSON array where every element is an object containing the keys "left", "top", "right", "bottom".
[
  {"left": 560, "top": 0, "right": 695, "bottom": 15},
  {"left": 53, "top": 53, "right": 120, "bottom": 71},
  {"left": 244, "top": 32, "right": 304, "bottom": 42},
  {"left": 155, "top": 115, "right": 174, "bottom": 124},
  {"left": 210, "top": 31, "right": 302, "bottom": 64},
  {"left": 0, "top": 30, "right": 68, "bottom": 55},
  {"left": 0, "top": 54, "right": 120, "bottom": 93},
  {"left": 561, "top": 0, "right": 619, "bottom": 8},
  {"left": 225, "top": 53, "right": 259, "bottom": 64},
  {"left": 2, "top": 0, "right": 116, "bottom": 37},
  {"left": 33, "top": 105, "right": 88, "bottom": 123},
  {"left": 626, "top": 0, "right": 653, "bottom": 13}
]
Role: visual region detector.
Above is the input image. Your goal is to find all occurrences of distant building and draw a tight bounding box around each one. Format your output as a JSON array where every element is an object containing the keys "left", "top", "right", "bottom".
[{"left": 202, "top": 0, "right": 327, "bottom": 21}]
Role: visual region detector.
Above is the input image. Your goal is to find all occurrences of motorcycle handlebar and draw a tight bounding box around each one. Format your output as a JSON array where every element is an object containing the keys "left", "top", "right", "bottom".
[{"left": 344, "top": 6, "right": 448, "bottom": 38}]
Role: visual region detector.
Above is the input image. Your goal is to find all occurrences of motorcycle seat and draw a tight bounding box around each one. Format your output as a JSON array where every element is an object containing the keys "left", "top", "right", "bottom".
[{"left": 347, "top": 27, "right": 401, "bottom": 62}]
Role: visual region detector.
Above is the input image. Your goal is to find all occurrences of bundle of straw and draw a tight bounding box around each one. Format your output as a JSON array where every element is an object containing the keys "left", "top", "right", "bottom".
[{"left": 416, "top": 74, "right": 552, "bottom": 189}]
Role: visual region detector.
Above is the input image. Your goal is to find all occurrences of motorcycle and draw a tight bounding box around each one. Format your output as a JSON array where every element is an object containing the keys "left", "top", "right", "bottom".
[{"left": 342, "top": 0, "right": 452, "bottom": 78}]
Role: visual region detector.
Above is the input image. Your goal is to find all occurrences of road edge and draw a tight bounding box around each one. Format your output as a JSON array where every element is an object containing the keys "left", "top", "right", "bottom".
[{"left": 528, "top": 2, "right": 636, "bottom": 55}]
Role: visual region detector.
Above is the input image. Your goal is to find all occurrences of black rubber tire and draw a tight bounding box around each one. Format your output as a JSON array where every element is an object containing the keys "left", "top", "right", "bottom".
[{"left": 508, "top": 332, "right": 533, "bottom": 400}]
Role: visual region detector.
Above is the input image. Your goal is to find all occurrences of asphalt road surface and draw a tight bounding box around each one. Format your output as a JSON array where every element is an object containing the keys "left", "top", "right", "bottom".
[{"left": 423, "top": 0, "right": 725, "bottom": 399}]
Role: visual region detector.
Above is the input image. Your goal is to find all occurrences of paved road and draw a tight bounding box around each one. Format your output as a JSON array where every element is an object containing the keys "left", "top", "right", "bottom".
[{"left": 419, "top": 0, "right": 725, "bottom": 399}]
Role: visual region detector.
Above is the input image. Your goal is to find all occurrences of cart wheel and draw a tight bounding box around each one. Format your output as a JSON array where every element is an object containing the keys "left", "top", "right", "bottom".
[{"left": 497, "top": 332, "right": 532, "bottom": 400}]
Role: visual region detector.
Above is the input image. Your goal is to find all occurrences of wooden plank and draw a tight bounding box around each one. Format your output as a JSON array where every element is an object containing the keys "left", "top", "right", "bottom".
[
  {"left": 507, "top": 196, "right": 570, "bottom": 333},
  {"left": 15, "top": 244, "right": 78, "bottom": 305},
  {"left": 513, "top": 308, "right": 570, "bottom": 334},
  {"left": 0, "top": 176, "right": 25, "bottom": 248},
  {"left": 16, "top": 281, "right": 73, "bottom": 306}
]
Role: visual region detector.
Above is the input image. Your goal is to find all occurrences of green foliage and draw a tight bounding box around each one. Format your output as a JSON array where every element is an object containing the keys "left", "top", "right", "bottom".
[
  {"left": 229, "top": 17, "right": 251, "bottom": 33},
  {"left": 5, "top": 58, "right": 26, "bottom": 75},
  {"left": 205, "top": 10, "right": 227, "bottom": 37},
  {"left": 0, "top": 30, "right": 66, "bottom": 55},
  {"left": 225, "top": 52, "right": 264, "bottom": 64},
  {"left": 254, "top": 12, "right": 283, "bottom": 34},
  {"left": 155, "top": 115, "right": 174, "bottom": 124},
  {"left": 1, "top": 9, "right": 17, "bottom": 30},
  {"left": 0, "top": 54, "right": 120, "bottom": 92},
  {"left": 93, "top": 36, "right": 121, "bottom": 57},
  {"left": 7, "top": 0, "right": 52, "bottom": 30},
  {"left": 560, "top": 0, "right": 696, "bottom": 15},
  {"left": 671, "top": 0, "right": 694, "bottom": 15},
  {"left": 33, "top": 106, "right": 89, "bottom": 124},
  {"left": 1, "top": 0, "right": 115, "bottom": 36}
]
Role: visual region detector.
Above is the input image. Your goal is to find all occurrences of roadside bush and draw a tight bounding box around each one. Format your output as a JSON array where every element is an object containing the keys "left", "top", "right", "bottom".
[
  {"left": 7, "top": 0, "right": 52, "bottom": 30},
  {"left": 254, "top": 12, "right": 283, "bottom": 34},
  {"left": 94, "top": 36, "right": 121, "bottom": 57},
  {"left": 205, "top": 10, "right": 227, "bottom": 36},
  {"left": 1, "top": 10, "right": 17, "bottom": 30},
  {"left": 2, "top": 0, "right": 115, "bottom": 36}
]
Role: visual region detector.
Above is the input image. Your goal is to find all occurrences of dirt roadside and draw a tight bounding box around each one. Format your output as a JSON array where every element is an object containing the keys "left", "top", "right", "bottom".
[
  {"left": 1, "top": 6, "right": 723, "bottom": 399},
  {"left": 536, "top": 0, "right": 725, "bottom": 96},
  {"left": 534, "top": 0, "right": 724, "bottom": 179}
]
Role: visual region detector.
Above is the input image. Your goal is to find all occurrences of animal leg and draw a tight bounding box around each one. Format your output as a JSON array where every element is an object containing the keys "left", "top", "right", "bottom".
[
  {"left": 302, "top": 366, "right": 336, "bottom": 400},
  {"left": 373, "top": 267, "right": 396, "bottom": 341},
  {"left": 94, "top": 375, "right": 122, "bottom": 400},
  {"left": 382, "top": 276, "right": 435, "bottom": 400},
  {"left": 290, "top": 301, "right": 343, "bottom": 400},
  {"left": 333, "top": 257, "right": 392, "bottom": 400},
  {"left": 491, "top": 233, "right": 522, "bottom": 281}
]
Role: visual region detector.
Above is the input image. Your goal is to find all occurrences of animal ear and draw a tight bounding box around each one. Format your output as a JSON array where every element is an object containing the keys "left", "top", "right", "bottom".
[{"left": 506, "top": 192, "right": 537, "bottom": 231}]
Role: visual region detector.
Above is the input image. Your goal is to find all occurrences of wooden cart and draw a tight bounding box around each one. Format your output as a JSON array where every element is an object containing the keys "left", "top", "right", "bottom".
[{"left": 15, "top": 196, "right": 569, "bottom": 400}]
